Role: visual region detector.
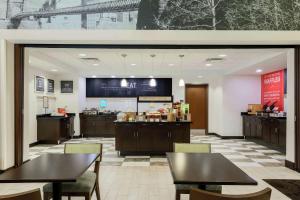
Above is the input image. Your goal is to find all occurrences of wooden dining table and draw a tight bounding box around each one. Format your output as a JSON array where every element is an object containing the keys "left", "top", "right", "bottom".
[
  {"left": 0, "top": 153, "right": 99, "bottom": 200},
  {"left": 167, "top": 153, "right": 257, "bottom": 189}
]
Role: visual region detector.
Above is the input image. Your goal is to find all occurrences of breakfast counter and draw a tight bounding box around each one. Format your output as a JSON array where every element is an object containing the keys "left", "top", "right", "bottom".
[{"left": 114, "top": 121, "right": 191, "bottom": 155}]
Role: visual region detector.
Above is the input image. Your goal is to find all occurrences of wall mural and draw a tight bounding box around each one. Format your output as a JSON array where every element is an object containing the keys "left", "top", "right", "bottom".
[{"left": 0, "top": 0, "right": 299, "bottom": 30}]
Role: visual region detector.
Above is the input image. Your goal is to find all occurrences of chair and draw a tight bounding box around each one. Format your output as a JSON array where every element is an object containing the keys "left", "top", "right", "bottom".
[
  {"left": 43, "top": 143, "right": 102, "bottom": 200},
  {"left": 173, "top": 143, "right": 221, "bottom": 200},
  {"left": 190, "top": 188, "right": 272, "bottom": 200},
  {"left": 0, "top": 188, "right": 42, "bottom": 200}
]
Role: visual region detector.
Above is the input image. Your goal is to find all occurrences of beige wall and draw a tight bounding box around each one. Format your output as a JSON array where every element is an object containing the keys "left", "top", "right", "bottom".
[{"left": 0, "top": 40, "right": 15, "bottom": 170}]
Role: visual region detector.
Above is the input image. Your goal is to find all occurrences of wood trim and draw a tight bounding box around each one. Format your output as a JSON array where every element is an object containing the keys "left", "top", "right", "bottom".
[
  {"left": 29, "top": 141, "right": 40, "bottom": 147},
  {"left": 185, "top": 84, "right": 209, "bottom": 134},
  {"left": 285, "top": 160, "right": 296, "bottom": 171},
  {"left": 295, "top": 46, "right": 300, "bottom": 171},
  {"left": 14, "top": 44, "right": 25, "bottom": 167},
  {"left": 207, "top": 133, "right": 244, "bottom": 140}
]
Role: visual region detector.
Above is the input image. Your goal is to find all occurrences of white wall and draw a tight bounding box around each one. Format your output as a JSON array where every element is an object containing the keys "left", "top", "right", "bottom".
[
  {"left": 0, "top": 40, "right": 15, "bottom": 170},
  {"left": 24, "top": 66, "right": 57, "bottom": 146},
  {"left": 286, "top": 49, "right": 295, "bottom": 162},
  {"left": 222, "top": 75, "right": 261, "bottom": 136}
]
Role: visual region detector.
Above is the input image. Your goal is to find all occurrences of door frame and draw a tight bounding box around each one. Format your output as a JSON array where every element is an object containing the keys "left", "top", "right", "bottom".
[
  {"left": 13, "top": 44, "right": 300, "bottom": 172},
  {"left": 185, "top": 84, "right": 209, "bottom": 134}
]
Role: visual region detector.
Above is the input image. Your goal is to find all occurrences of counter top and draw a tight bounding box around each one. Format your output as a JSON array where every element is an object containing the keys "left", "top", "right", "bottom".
[
  {"left": 114, "top": 120, "right": 192, "bottom": 123},
  {"left": 36, "top": 113, "right": 76, "bottom": 119},
  {"left": 241, "top": 112, "right": 286, "bottom": 119}
]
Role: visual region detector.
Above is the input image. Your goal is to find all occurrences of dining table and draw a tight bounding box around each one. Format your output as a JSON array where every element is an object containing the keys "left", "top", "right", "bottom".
[
  {"left": 0, "top": 153, "right": 99, "bottom": 200},
  {"left": 166, "top": 152, "right": 257, "bottom": 189}
]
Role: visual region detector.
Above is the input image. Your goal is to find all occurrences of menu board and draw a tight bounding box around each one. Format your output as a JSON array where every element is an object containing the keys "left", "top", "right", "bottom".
[
  {"left": 86, "top": 78, "right": 172, "bottom": 97},
  {"left": 47, "top": 79, "right": 54, "bottom": 93}
]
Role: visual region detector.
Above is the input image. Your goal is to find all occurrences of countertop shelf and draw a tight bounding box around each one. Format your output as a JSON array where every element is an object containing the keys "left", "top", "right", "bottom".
[{"left": 114, "top": 120, "right": 192, "bottom": 123}]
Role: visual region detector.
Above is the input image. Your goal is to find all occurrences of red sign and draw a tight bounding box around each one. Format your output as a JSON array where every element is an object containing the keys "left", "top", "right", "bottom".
[{"left": 261, "top": 69, "right": 284, "bottom": 111}]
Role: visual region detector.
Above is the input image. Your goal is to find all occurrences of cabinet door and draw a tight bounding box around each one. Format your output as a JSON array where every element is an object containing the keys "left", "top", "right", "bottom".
[
  {"left": 116, "top": 124, "right": 137, "bottom": 152},
  {"left": 256, "top": 118, "right": 263, "bottom": 138},
  {"left": 154, "top": 123, "right": 172, "bottom": 152},
  {"left": 278, "top": 119, "right": 286, "bottom": 148},
  {"left": 262, "top": 118, "right": 271, "bottom": 143},
  {"left": 270, "top": 119, "right": 279, "bottom": 145},
  {"left": 137, "top": 124, "right": 155, "bottom": 152},
  {"left": 250, "top": 117, "right": 257, "bottom": 137},
  {"left": 243, "top": 116, "right": 251, "bottom": 137},
  {"left": 170, "top": 123, "right": 190, "bottom": 151},
  {"left": 84, "top": 119, "right": 96, "bottom": 137}
]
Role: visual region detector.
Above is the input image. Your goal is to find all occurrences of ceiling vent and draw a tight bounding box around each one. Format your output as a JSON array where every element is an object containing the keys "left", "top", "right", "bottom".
[
  {"left": 80, "top": 57, "right": 100, "bottom": 62},
  {"left": 206, "top": 57, "right": 225, "bottom": 63}
]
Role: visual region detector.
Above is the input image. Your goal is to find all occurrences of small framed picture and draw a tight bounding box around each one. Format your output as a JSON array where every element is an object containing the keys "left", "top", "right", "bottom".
[
  {"left": 35, "top": 76, "right": 44, "bottom": 92},
  {"left": 47, "top": 79, "right": 54, "bottom": 93},
  {"left": 61, "top": 80, "right": 73, "bottom": 93}
]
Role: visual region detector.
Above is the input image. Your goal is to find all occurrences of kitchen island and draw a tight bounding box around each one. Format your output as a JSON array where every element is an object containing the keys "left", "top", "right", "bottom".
[{"left": 115, "top": 121, "right": 191, "bottom": 155}]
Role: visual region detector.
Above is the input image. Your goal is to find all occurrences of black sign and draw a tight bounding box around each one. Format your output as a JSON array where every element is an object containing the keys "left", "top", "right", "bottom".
[
  {"left": 47, "top": 79, "right": 54, "bottom": 93},
  {"left": 86, "top": 78, "right": 172, "bottom": 97},
  {"left": 61, "top": 80, "right": 73, "bottom": 93},
  {"left": 35, "top": 76, "right": 44, "bottom": 92}
]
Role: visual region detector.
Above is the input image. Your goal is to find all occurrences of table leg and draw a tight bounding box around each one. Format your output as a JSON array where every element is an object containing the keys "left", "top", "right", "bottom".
[{"left": 52, "top": 182, "right": 62, "bottom": 200}]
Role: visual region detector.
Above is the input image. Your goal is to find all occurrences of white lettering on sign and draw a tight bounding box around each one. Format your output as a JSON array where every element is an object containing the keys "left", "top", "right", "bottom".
[
  {"left": 264, "top": 76, "right": 281, "bottom": 85},
  {"left": 127, "top": 82, "right": 137, "bottom": 89}
]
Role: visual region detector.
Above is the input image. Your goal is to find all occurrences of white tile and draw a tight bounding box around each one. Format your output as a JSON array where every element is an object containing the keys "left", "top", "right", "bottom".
[
  {"left": 252, "top": 159, "right": 281, "bottom": 163},
  {"left": 122, "top": 162, "right": 150, "bottom": 167}
]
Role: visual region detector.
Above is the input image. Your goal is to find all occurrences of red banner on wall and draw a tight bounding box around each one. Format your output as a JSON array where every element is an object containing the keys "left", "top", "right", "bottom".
[{"left": 261, "top": 69, "right": 285, "bottom": 111}]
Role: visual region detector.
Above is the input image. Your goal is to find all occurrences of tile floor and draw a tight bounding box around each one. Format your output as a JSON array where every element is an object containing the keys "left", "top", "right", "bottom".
[{"left": 0, "top": 135, "right": 299, "bottom": 200}]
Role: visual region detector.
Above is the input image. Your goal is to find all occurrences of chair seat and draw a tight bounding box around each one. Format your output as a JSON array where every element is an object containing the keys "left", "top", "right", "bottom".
[
  {"left": 43, "top": 171, "right": 97, "bottom": 194},
  {"left": 175, "top": 184, "right": 222, "bottom": 193}
]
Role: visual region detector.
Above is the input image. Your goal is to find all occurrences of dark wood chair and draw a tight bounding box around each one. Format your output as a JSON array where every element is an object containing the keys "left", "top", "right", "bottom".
[
  {"left": 0, "top": 188, "right": 42, "bottom": 200},
  {"left": 190, "top": 188, "right": 272, "bottom": 200},
  {"left": 43, "top": 143, "right": 102, "bottom": 200}
]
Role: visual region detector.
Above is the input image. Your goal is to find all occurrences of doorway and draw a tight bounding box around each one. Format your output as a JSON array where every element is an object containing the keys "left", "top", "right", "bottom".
[{"left": 185, "top": 84, "right": 208, "bottom": 134}]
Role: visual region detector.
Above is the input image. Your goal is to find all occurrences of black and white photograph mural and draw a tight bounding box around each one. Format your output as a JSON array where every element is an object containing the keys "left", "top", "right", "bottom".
[{"left": 0, "top": 0, "right": 300, "bottom": 30}]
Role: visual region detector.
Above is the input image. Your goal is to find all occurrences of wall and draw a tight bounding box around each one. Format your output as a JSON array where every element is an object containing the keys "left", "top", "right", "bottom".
[
  {"left": 222, "top": 75, "right": 261, "bottom": 136},
  {"left": 286, "top": 49, "right": 295, "bottom": 162},
  {"left": 0, "top": 40, "right": 15, "bottom": 170},
  {"left": 24, "top": 65, "right": 57, "bottom": 146}
]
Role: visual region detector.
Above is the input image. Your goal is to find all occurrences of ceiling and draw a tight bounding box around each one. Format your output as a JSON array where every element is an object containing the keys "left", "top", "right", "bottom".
[{"left": 27, "top": 48, "right": 289, "bottom": 79}]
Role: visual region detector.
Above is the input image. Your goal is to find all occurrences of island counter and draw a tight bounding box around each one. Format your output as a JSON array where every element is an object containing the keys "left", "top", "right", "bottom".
[{"left": 114, "top": 121, "right": 191, "bottom": 155}]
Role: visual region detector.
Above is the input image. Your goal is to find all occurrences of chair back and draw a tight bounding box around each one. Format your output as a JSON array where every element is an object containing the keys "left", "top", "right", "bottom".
[
  {"left": 0, "top": 189, "right": 41, "bottom": 200},
  {"left": 174, "top": 143, "right": 211, "bottom": 153},
  {"left": 190, "top": 188, "right": 272, "bottom": 200},
  {"left": 64, "top": 143, "right": 103, "bottom": 174}
]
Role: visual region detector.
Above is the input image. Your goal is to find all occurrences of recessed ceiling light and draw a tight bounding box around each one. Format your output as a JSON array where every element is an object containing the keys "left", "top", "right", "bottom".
[
  {"left": 79, "top": 53, "right": 87, "bottom": 57},
  {"left": 169, "top": 64, "right": 174, "bottom": 66},
  {"left": 111, "top": 75, "right": 116, "bottom": 78},
  {"left": 130, "top": 75, "right": 135, "bottom": 78},
  {"left": 92, "top": 75, "right": 97, "bottom": 78},
  {"left": 219, "top": 54, "right": 227, "bottom": 57},
  {"left": 149, "top": 75, "right": 154, "bottom": 78},
  {"left": 197, "top": 75, "right": 203, "bottom": 78},
  {"left": 256, "top": 69, "right": 263, "bottom": 73},
  {"left": 51, "top": 69, "right": 58, "bottom": 72},
  {"left": 131, "top": 63, "right": 137, "bottom": 66},
  {"left": 93, "top": 63, "right": 99, "bottom": 66},
  {"left": 206, "top": 63, "right": 212, "bottom": 67}
]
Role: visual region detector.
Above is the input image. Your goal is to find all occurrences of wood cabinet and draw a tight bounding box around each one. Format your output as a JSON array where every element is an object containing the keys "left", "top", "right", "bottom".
[
  {"left": 242, "top": 114, "right": 286, "bottom": 151},
  {"left": 80, "top": 114, "right": 117, "bottom": 137},
  {"left": 37, "top": 114, "right": 75, "bottom": 144},
  {"left": 115, "top": 122, "right": 191, "bottom": 155}
]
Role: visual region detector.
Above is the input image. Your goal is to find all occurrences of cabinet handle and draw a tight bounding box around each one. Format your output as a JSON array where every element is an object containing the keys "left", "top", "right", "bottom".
[
  {"left": 169, "top": 132, "right": 172, "bottom": 138},
  {"left": 136, "top": 132, "right": 139, "bottom": 137}
]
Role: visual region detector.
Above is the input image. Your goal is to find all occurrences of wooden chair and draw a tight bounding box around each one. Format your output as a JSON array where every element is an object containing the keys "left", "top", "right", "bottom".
[
  {"left": 43, "top": 143, "right": 102, "bottom": 200},
  {"left": 173, "top": 143, "right": 221, "bottom": 200},
  {"left": 190, "top": 188, "right": 272, "bottom": 200},
  {"left": 0, "top": 188, "right": 42, "bottom": 200}
]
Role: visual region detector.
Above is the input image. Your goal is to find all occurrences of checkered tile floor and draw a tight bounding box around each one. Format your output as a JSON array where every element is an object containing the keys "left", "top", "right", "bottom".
[{"left": 29, "top": 135, "right": 285, "bottom": 168}]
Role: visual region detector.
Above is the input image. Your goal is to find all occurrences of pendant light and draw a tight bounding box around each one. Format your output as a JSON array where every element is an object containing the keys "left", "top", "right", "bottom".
[
  {"left": 149, "top": 54, "right": 157, "bottom": 87},
  {"left": 178, "top": 54, "right": 185, "bottom": 87},
  {"left": 121, "top": 54, "right": 128, "bottom": 87}
]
